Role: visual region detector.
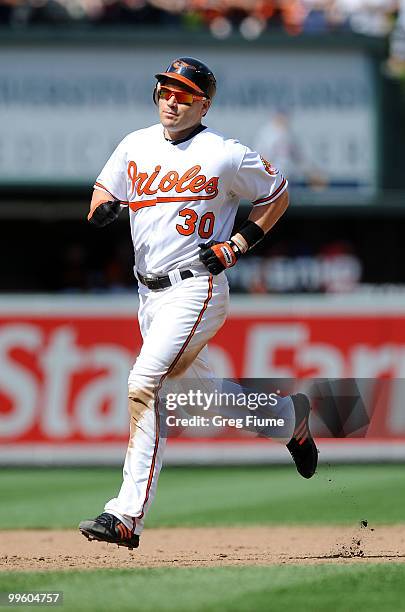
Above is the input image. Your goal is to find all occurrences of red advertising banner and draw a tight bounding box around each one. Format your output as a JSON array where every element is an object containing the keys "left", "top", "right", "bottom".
[{"left": 1, "top": 296, "right": 405, "bottom": 463}]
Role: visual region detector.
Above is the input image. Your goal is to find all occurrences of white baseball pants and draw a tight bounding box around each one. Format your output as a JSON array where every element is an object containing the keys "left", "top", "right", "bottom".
[{"left": 104, "top": 272, "right": 229, "bottom": 535}]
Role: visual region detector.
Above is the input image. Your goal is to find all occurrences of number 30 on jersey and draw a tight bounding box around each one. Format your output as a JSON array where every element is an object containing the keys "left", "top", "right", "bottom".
[{"left": 176, "top": 208, "right": 215, "bottom": 239}]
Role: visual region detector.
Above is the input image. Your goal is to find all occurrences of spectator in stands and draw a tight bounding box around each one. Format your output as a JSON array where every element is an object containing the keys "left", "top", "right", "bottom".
[{"left": 0, "top": 0, "right": 15, "bottom": 24}]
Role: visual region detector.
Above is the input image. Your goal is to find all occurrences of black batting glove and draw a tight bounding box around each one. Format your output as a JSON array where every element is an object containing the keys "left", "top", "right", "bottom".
[
  {"left": 199, "top": 240, "right": 241, "bottom": 275},
  {"left": 89, "top": 200, "right": 122, "bottom": 228}
]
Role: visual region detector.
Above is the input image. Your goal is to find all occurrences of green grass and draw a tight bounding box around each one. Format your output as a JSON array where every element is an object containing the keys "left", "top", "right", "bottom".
[
  {"left": 1, "top": 466, "right": 404, "bottom": 612},
  {"left": 0, "top": 464, "right": 404, "bottom": 529},
  {"left": 1, "top": 565, "right": 405, "bottom": 612}
]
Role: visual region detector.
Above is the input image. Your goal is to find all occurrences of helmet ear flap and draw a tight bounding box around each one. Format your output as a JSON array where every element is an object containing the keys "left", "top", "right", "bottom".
[{"left": 152, "top": 82, "right": 160, "bottom": 105}]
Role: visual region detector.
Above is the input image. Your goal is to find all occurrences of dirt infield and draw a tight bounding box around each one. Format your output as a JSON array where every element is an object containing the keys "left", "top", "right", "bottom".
[{"left": 1, "top": 525, "right": 405, "bottom": 571}]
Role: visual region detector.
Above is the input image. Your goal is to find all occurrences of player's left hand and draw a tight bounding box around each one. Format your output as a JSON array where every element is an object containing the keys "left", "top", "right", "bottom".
[{"left": 198, "top": 240, "right": 241, "bottom": 275}]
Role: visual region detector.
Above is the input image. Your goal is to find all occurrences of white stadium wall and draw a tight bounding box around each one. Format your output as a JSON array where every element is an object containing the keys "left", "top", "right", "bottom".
[{"left": 0, "top": 44, "right": 377, "bottom": 203}]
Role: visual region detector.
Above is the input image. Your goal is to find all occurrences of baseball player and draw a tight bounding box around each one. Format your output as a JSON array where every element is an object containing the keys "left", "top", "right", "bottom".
[{"left": 79, "top": 57, "right": 318, "bottom": 550}]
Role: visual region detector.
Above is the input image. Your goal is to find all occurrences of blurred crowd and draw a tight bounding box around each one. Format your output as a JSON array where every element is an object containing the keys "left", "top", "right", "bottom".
[{"left": 0, "top": 0, "right": 402, "bottom": 39}]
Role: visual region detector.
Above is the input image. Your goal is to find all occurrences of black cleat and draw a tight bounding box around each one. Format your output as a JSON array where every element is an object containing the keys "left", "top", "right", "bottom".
[
  {"left": 286, "top": 393, "right": 318, "bottom": 479},
  {"left": 79, "top": 512, "right": 139, "bottom": 550}
]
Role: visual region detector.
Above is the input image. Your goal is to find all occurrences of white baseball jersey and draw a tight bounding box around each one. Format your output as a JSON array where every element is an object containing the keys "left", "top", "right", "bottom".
[
  {"left": 94, "top": 122, "right": 292, "bottom": 537},
  {"left": 94, "top": 123, "right": 287, "bottom": 277}
]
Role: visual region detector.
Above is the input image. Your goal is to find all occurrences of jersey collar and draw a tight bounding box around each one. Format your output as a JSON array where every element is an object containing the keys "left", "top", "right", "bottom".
[{"left": 164, "top": 124, "right": 207, "bottom": 146}]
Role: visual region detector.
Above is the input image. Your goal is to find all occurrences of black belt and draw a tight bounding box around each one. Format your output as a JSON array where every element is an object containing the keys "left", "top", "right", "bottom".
[{"left": 137, "top": 269, "right": 194, "bottom": 291}]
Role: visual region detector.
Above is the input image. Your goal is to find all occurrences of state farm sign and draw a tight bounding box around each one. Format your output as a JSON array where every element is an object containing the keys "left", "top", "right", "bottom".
[
  {"left": 0, "top": 323, "right": 135, "bottom": 439},
  {"left": 1, "top": 296, "right": 405, "bottom": 463}
]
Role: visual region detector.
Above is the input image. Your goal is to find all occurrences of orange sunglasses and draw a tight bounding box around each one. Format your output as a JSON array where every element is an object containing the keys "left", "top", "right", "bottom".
[{"left": 158, "top": 86, "right": 205, "bottom": 105}]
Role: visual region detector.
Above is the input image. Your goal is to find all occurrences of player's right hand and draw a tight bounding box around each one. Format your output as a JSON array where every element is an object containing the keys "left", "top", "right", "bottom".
[{"left": 88, "top": 200, "right": 122, "bottom": 228}]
